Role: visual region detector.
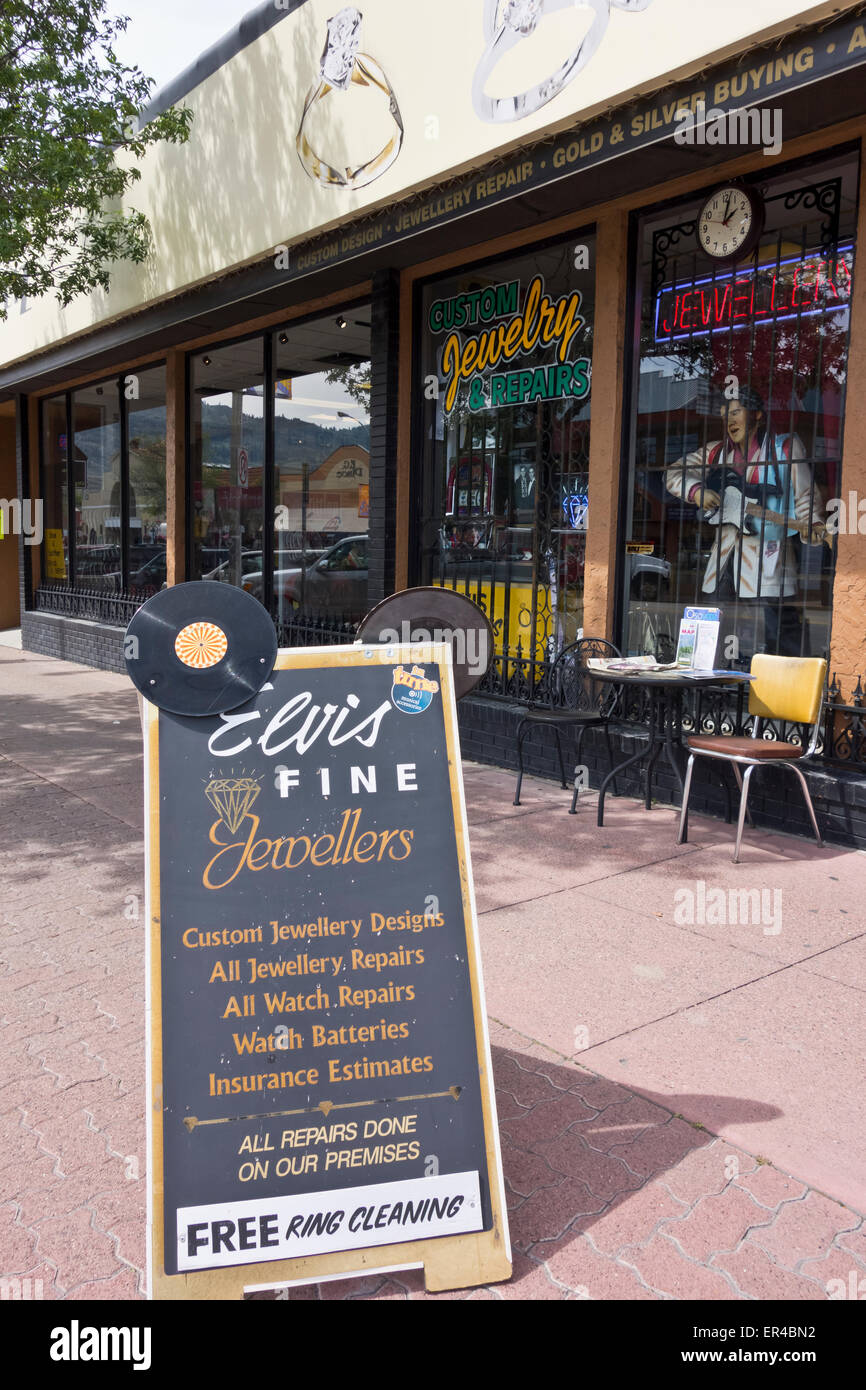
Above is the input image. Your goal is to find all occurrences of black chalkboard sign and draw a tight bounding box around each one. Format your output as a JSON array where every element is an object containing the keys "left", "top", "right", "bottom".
[{"left": 145, "top": 644, "right": 510, "bottom": 1297}]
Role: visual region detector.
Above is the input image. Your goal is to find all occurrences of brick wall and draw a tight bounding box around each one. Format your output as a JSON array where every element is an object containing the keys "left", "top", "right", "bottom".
[
  {"left": 22, "top": 612, "right": 127, "bottom": 673},
  {"left": 457, "top": 695, "right": 866, "bottom": 851}
]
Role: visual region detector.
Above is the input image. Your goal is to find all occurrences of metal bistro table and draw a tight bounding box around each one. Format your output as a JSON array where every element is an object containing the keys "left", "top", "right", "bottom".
[{"left": 589, "top": 667, "right": 754, "bottom": 828}]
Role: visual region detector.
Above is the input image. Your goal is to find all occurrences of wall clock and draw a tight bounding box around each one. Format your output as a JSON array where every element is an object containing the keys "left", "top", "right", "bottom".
[{"left": 697, "top": 183, "right": 765, "bottom": 262}]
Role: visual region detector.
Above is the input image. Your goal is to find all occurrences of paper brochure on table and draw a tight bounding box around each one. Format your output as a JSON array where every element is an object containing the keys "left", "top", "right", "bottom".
[{"left": 675, "top": 608, "right": 721, "bottom": 670}]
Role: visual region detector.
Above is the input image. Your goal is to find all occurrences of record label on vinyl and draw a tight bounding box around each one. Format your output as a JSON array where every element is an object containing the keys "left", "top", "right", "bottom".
[{"left": 125, "top": 582, "right": 277, "bottom": 717}]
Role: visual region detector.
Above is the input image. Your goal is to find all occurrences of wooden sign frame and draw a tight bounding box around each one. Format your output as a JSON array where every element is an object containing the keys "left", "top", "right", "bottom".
[{"left": 144, "top": 643, "right": 511, "bottom": 1299}]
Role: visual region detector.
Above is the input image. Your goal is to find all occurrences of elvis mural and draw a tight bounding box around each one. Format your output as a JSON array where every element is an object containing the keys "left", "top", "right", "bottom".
[{"left": 665, "top": 387, "right": 830, "bottom": 658}]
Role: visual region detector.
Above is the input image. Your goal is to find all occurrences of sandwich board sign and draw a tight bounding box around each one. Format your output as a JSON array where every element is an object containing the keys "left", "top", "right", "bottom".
[{"left": 143, "top": 642, "right": 511, "bottom": 1297}]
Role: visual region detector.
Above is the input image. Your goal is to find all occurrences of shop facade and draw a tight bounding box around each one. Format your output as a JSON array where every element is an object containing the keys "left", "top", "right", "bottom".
[{"left": 3, "top": 0, "right": 866, "bottom": 843}]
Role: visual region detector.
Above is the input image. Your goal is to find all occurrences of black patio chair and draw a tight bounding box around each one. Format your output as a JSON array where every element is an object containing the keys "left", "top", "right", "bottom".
[{"left": 513, "top": 637, "right": 623, "bottom": 810}]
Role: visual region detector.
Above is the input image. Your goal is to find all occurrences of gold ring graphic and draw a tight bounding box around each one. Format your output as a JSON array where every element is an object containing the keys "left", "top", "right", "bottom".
[{"left": 296, "top": 7, "right": 403, "bottom": 190}]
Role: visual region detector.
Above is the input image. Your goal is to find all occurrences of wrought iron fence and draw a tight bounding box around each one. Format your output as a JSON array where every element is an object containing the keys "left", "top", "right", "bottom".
[
  {"left": 33, "top": 583, "right": 866, "bottom": 774},
  {"left": 473, "top": 634, "right": 866, "bottom": 773},
  {"left": 273, "top": 610, "right": 359, "bottom": 649},
  {"left": 34, "top": 584, "right": 145, "bottom": 626}
]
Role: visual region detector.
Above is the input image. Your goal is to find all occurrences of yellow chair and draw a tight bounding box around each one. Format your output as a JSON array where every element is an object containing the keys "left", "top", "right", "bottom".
[{"left": 677, "top": 655, "right": 827, "bottom": 863}]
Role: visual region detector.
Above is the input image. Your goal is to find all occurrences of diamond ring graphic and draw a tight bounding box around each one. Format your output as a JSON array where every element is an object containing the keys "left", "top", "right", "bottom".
[
  {"left": 473, "top": 0, "right": 653, "bottom": 125},
  {"left": 297, "top": 7, "right": 404, "bottom": 189}
]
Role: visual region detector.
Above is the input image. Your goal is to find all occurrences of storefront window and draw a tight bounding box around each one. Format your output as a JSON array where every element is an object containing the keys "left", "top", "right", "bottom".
[
  {"left": 190, "top": 338, "right": 266, "bottom": 590},
  {"left": 40, "top": 395, "right": 68, "bottom": 583},
  {"left": 73, "top": 381, "right": 122, "bottom": 589},
  {"left": 417, "top": 233, "right": 595, "bottom": 670},
  {"left": 622, "top": 152, "right": 858, "bottom": 663},
  {"left": 128, "top": 366, "right": 168, "bottom": 594},
  {"left": 39, "top": 370, "right": 167, "bottom": 593},
  {"left": 272, "top": 309, "right": 371, "bottom": 624}
]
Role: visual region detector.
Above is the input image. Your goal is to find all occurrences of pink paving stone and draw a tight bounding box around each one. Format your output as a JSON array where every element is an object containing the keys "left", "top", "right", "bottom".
[
  {"left": 621, "top": 1233, "right": 741, "bottom": 1300},
  {"left": 0, "top": 1045, "right": 34, "bottom": 1084},
  {"left": 492, "top": 1052, "right": 567, "bottom": 1107},
  {"left": 746, "top": 1192, "right": 860, "bottom": 1268},
  {"left": 501, "top": 1092, "right": 604, "bottom": 1146},
  {"left": 0, "top": 1202, "right": 40, "bottom": 1274},
  {"left": 21, "top": 1076, "right": 129, "bottom": 1126},
  {"left": 88, "top": 1189, "right": 146, "bottom": 1234},
  {"left": 661, "top": 1185, "right": 772, "bottom": 1261},
  {"left": 358, "top": 1277, "right": 413, "bottom": 1300},
  {"left": 661, "top": 1140, "right": 756, "bottom": 1206},
  {"left": 0, "top": 1107, "right": 33, "bottom": 1148},
  {"left": 735, "top": 1164, "right": 808, "bottom": 1209},
  {"left": 534, "top": 1230, "right": 660, "bottom": 1300},
  {"left": 580, "top": 1180, "right": 687, "bottom": 1257},
  {"left": 581, "top": 1095, "right": 677, "bottom": 1153},
  {"left": 608, "top": 1118, "right": 708, "bottom": 1180},
  {"left": 67, "top": 1267, "right": 143, "bottom": 1301},
  {"left": 500, "top": 1137, "right": 566, "bottom": 1198},
  {"left": 526, "top": 1062, "right": 631, "bottom": 1109},
  {"left": 795, "top": 1245, "right": 866, "bottom": 1293},
  {"left": 710, "top": 1243, "right": 827, "bottom": 1300},
  {"left": 836, "top": 1226, "right": 866, "bottom": 1262},
  {"left": 0, "top": 1123, "right": 44, "bottom": 1175},
  {"left": 494, "top": 1089, "right": 534, "bottom": 1123},
  {"left": 319, "top": 1273, "right": 392, "bottom": 1300},
  {"left": 582, "top": 964, "right": 866, "bottom": 1213},
  {"left": 97, "top": 1117, "right": 144, "bottom": 1163},
  {"left": 536, "top": 1131, "right": 643, "bottom": 1201},
  {"left": 33, "top": 1208, "right": 123, "bottom": 1285},
  {"left": 103, "top": 1218, "right": 145, "bottom": 1273},
  {"left": 1, "top": 1154, "right": 61, "bottom": 1202},
  {"left": 0, "top": 1015, "right": 62, "bottom": 1047},
  {"left": 41, "top": 1045, "right": 106, "bottom": 1088},
  {"left": 495, "top": 1251, "right": 567, "bottom": 1299},
  {"left": 508, "top": 1177, "right": 604, "bottom": 1249},
  {"left": 7, "top": 1263, "right": 61, "bottom": 1300},
  {"left": 47, "top": 1124, "right": 117, "bottom": 1175},
  {"left": 15, "top": 1162, "right": 131, "bottom": 1226}
]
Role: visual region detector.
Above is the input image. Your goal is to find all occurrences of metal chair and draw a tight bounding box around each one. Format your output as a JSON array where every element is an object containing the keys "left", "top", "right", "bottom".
[
  {"left": 513, "top": 637, "right": 622, "bottom": 810},
  {"left": 677, "top": 654, "right": 827, "bottom": 863}
]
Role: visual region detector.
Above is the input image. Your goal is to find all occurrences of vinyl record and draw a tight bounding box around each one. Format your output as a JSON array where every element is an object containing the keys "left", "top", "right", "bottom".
[
  {"left": 357, "top": 587, "right": 493, "bottom": 700},
  {"left": 125, "top": 581, "right": 278, "bottom": 716}
]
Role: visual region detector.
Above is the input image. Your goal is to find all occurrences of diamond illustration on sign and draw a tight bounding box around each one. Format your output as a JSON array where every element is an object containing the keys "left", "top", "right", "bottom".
[
  {"left": 205, "top": 778, "right": 261, "bottom": 833},
  {"left": 174, "top": 622, "right": 228, "bottom": 670},
  {"left": 504, "top": 0, "right": 542, "bottom": 36},
  {"left": 321, "top": 7, "right": 362, "bottom": 90}
]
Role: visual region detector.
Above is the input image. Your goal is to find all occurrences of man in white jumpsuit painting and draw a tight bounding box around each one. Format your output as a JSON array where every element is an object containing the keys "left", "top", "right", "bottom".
[{"left": 665, "top": 389, "right": 827, "bottom": 657}]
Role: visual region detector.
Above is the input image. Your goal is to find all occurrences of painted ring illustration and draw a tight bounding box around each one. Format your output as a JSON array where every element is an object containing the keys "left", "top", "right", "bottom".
[
  {"left": 473, "top": 0, "right": 653, "bottom": 124},
  {"left": 297, "top": 6, "right": 404, "bottom": 189}
]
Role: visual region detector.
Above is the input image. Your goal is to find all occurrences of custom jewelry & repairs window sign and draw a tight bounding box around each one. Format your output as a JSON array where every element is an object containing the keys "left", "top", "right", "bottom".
[
  {"left": 142, "top": 642, "right": 510, "bottom": 1297},
  {"left": 418, "top": 233, "right": 595, "bottom": 667}
]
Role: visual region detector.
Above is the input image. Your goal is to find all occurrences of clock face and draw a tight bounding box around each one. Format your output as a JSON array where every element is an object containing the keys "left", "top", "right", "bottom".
[{"left": 698, "top": 186, "right": 760, "bottom": 260}]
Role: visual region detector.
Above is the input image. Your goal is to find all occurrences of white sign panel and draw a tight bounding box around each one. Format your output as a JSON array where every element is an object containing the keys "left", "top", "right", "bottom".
[{"left": 176, "top": 1170, "right": 482, "bottom": 1270}]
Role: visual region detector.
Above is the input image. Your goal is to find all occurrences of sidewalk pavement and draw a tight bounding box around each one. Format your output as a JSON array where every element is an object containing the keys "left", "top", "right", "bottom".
[{"left": 1, "top": 647, "right": 864, "bottom": 1301}]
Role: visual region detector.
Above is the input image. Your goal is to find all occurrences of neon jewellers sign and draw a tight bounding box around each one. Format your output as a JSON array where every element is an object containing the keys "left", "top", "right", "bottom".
[{"left": 654, "top": 245, "right": 853, "bottom": 343}]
